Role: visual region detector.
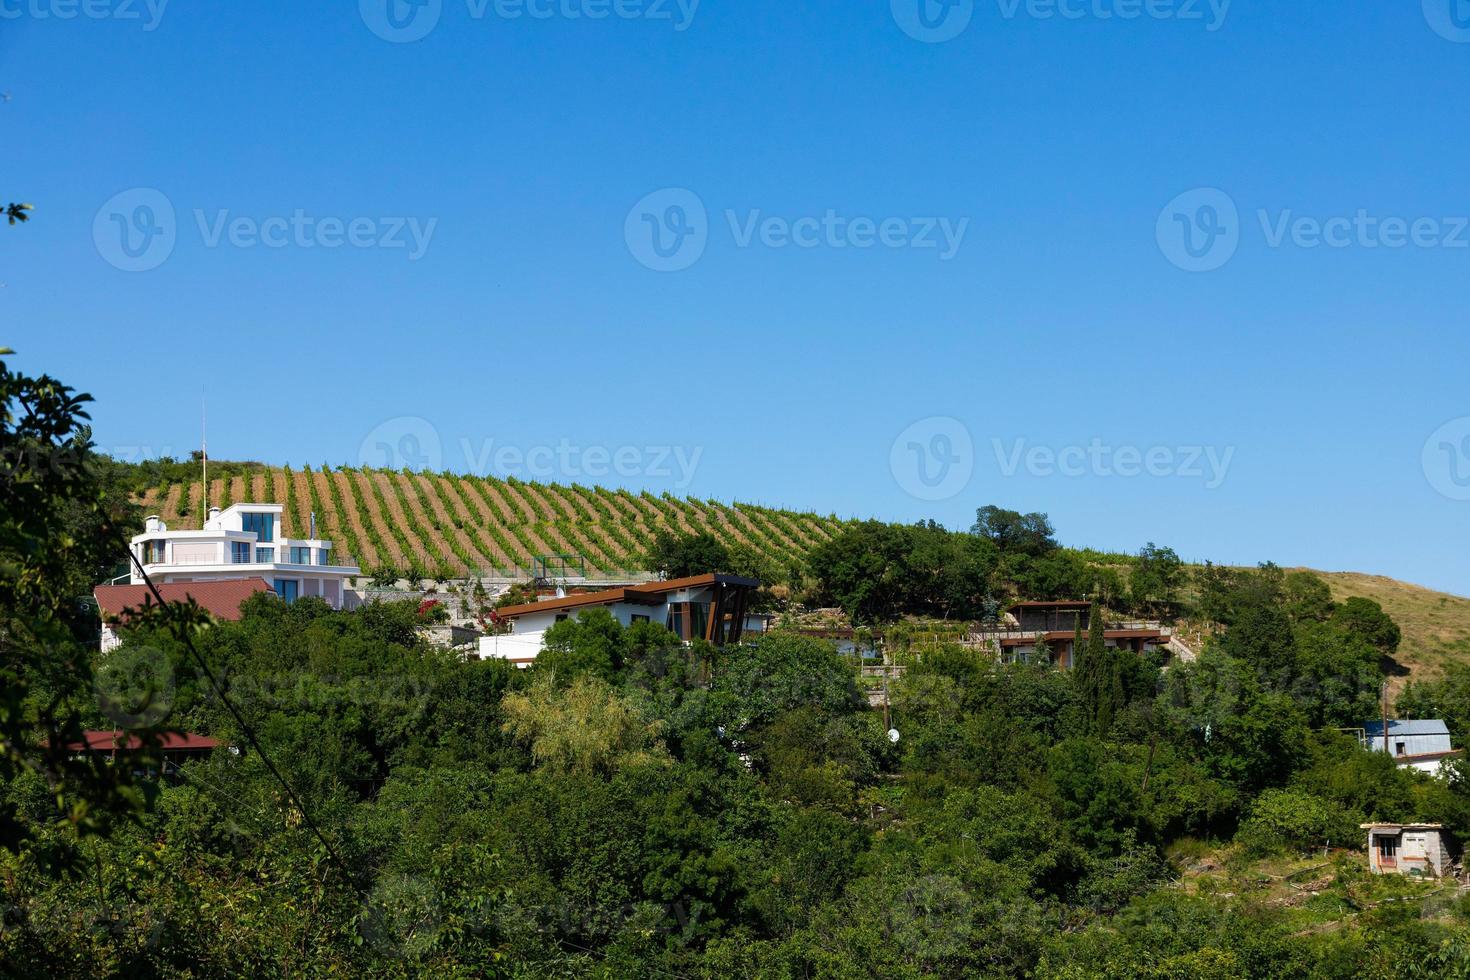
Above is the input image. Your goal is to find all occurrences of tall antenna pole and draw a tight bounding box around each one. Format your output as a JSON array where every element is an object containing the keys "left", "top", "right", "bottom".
[{"left": 201, "top": 390, "right": 208, "bottom": 522}]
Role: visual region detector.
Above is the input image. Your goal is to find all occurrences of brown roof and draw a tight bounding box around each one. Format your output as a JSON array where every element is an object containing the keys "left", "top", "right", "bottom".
[
  {"left": 495, "top": 573, "right": 759, "bottom": 619},
  {"left": 1009, "top": 600, "right": 1093, "bottom": 610},
  {"left": 999, "top": 629, "right": 1165, "bottom": 648},
  {"left": 94, "top": 579, "right": 272, "bottom": 624},
  {"left": 55, "top": 731, "right": 221, "bottom": 753}
]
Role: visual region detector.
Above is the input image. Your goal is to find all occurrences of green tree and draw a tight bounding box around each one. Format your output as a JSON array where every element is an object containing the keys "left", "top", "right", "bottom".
[
  {"left": 971, "top": 504, "right": 1057, "bottom": 556},
  {"left": 500, "top": 674, "right": 669, "bottom": 774},
  {"left": 0, "top": 350, "right": 161, "bottom": 852},
  {"left": 645, "top": 529, "right": 730, "bottom": 578},
  {"left": 1129, "top": 543, "right": 1183, "bottom": 615}
]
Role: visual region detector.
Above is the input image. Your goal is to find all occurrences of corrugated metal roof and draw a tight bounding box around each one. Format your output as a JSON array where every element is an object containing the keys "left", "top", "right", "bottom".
[
  {"left": 1361, "top": 720, "right": 1454, "bottom": 757},
  {"left": 1362, "top": 720, "right": 1450, "bottom": 738}
]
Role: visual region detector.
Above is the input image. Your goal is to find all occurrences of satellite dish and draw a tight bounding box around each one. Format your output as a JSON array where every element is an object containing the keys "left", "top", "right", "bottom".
[{"left": 888, "top": 728, "right": 901, "bottom": 743}]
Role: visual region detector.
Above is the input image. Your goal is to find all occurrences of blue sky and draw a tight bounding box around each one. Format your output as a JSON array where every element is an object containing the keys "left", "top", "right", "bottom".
[{"left": 4, "top": 0, "right": 1470, "bottom": 593}]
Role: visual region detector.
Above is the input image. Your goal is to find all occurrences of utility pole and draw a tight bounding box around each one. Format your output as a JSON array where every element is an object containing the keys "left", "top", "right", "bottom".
[{"left": 1382, "top": 680, "right": 1390, "bottom": 755}]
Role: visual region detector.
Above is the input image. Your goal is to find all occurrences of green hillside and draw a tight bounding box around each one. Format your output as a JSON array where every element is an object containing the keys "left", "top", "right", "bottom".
[{"left": 128, "top": 461, "right": 850, "bottom": 579}]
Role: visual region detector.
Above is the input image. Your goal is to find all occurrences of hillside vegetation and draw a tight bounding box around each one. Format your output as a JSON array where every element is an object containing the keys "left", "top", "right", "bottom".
[
  {"left": 128, "top": 461, "right": 848, "bottom": 579},
  {"left": 1314, "top": 571, "right": 1470, "bottom": 683}
]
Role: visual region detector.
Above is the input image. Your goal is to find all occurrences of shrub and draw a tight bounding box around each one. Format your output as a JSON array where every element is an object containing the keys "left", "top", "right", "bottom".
[{"left": 1237, "top": 788, "right": 1360, "bottom": 856}]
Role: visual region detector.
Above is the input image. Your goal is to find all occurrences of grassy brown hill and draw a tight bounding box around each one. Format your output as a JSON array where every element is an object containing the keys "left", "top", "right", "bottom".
[{"left": 1312, "top": 571, "right": 1470, "bottom": 683}]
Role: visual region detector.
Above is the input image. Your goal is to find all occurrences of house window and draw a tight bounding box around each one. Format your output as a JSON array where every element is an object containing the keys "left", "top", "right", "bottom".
[
  {"left": 256, "top": 547, "right": 275, "bottom": 563},
  {"left": 1395, "top": 741, "right": 1406, "bottom": 756},
  {"left": 290, "top": 546, "right": 311, "bottom": 565},
  {"left": 274, "top": 579, "right": 299, "bottom": 603},
  {"left": 144, "top": 540, "right": 166, "bottom": 564},
  {"left": 632, "top": 614, "right": 650, "bottom": 624},
  {"left": 667, "top": 603, "right": 686, "bottom": 640},
  {"left": 1378, "top": 837, "right": 1398, "bottom": 859},
  {"left": 555, "top": 614, "right": 568, "bottom": 623},
  {"left": 317, "top": 548, "right": 330, "bottom": 566},
  {"left": 241, "top": 512, "right": 275, "bottom": 542}
]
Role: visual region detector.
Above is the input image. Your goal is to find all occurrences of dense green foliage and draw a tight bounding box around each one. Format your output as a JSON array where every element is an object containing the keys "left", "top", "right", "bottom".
[{"left": 7, "top": 353, "right": 1470, "bottom": 976}]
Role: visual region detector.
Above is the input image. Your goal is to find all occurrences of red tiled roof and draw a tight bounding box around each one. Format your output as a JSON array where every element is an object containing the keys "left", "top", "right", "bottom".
[
  {"left": 495, "top": 573, "right": 759, "bottom": 619},
  {"left": 94, "top": 578, "right": 272, "bottom": 624},
  {"left": 59, "top": 731, "right": 221, "bottom": 752}
]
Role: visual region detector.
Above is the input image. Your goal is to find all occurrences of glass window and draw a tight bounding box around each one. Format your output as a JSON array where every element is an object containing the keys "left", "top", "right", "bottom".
[
  {"left": 144, "top": 540, "right": 166, "bottom": 563},
  {"left": 241, "top": 512, "right": 275, "bottom": 542},
  {"left": 274, "top": 579, "right": 299, "bottom": 603},
  {"left": 256, "top": 547, "right": 275, "bottom": 563},
  {"left": 317, "top": 548, "right": 330, "bottom": 566},
  {"left": 290, "top": 546, "right": 311, "bottom": 564},
  {"left": 631, "top": 614, "right": 650, "bottom": 624},
  {"left": 231, "top": 541, "right": 251, "bottom": 563}
]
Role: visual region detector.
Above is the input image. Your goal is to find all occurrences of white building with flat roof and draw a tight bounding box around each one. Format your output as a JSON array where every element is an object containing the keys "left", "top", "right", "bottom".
[
  {"left": 479, "top": 573, "right": 763, "bottom": 667},
  {"left": 129, "top": 503, "right": 360, "bottom": 609}
]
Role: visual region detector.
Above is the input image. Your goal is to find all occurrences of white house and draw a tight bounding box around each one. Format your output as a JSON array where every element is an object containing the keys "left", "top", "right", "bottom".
[
  {"left": 129, "top": 504, "right": 360, "bottom": 609},
  {"left": 1359, "top": 720, "right": 1463, "bottom": 775},
  {"left": 478, "top": 573, "right": 762, "bottom": 667},
  {"left": 1363, "top": 823, "right": 1457, "bottom": 877}
]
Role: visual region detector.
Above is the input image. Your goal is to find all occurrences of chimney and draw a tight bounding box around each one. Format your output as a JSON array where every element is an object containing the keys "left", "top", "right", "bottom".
[{"left": 144, "top": 515, "right": 161, "bottom": 533}]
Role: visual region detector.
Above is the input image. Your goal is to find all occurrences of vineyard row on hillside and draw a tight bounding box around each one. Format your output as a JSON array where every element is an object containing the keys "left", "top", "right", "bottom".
[{"left": 135, "top": 465, "right": 850, "bottom": 577}]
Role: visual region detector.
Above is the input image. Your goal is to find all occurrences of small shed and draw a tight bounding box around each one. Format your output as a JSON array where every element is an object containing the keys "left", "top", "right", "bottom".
[
  {"left": 1362, "top": 823, "right": 1456, "bottom": 877},
  {"left": 1359, "top": 720, "right": 1462, "bottom": 774}
]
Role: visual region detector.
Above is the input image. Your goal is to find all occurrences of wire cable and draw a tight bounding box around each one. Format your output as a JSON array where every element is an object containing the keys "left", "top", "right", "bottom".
[{"left": 124, "top": 550, "right": 363, "bottom": 895}]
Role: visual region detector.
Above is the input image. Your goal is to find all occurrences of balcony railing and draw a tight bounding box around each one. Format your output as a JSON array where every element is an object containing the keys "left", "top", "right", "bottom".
[{"left": 146, "top": 548, "right": 355, "bottom": 570}]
